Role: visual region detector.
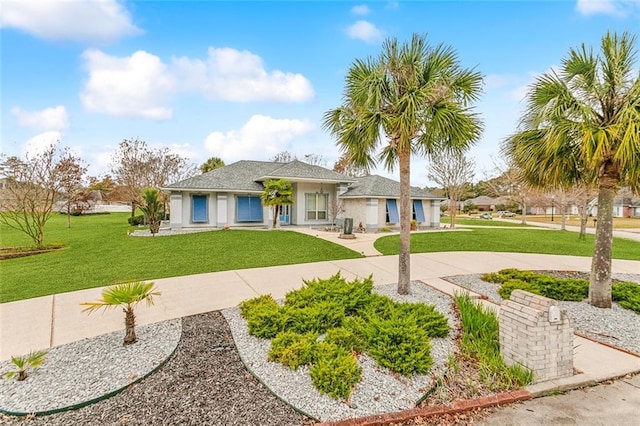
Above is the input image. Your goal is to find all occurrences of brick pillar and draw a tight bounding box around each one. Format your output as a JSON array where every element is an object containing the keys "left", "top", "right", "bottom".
[{"left": 499, "top": 290, "right": 573, "bottom": 382}]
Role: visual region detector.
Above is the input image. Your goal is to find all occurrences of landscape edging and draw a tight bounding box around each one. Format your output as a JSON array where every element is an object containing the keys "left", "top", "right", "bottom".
[{"left": 316, "top": 390, "right": 531, "bottom": 426}]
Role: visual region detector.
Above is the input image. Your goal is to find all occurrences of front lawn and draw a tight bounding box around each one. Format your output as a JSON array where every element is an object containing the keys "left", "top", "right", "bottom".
[
  {"left": 0, "top": 213, "right": 362, "bottom": 303},
  {"left": 440, "top": 217, "right": 527, "bottom": 227},
  {"left": 374, "top": 228, "right": 640, "bottom": 260}
]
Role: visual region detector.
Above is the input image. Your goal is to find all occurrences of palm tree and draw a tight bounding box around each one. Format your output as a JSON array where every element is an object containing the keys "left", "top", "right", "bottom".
[
  {"left": 323, "top": 33, "right": 483, "bottom": 294},
  {"left": 503, "top": 31, "right": 640, "bottom": 308},
  {"left": 200, "top": 156, "right": 225, "bottom": 173},
  {"left": 140, "top": 188, "right": 161, "bottom": 235},
  {"left": 4, "top": 350, "right": 47, "bottom": 381},
  {"left": 260, "top": 179, "right": 295, "bottom": 228},
  {"left": 81, "top": 281, "right": 161, "bottom": 345}
]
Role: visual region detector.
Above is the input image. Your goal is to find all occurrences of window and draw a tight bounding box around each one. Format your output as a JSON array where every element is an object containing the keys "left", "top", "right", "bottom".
[
  {"left": 192, "top": 195, "right": 208, "bottom": 223},
  {"left": 306, "top": 193, "right": 328, "bottom": 220},
  {"left": 386, "top": 199, "right": 399, "bottom": 223},
  {"left": 413, "top": 200, "right": 426, "bottom": 223},
  {"left": 237, "top": 196, "right": 263, "bottom": 222}
]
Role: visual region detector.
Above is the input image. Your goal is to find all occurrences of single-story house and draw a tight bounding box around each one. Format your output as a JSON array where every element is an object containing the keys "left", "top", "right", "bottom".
[{"left": 163, "top": 160, "right": 444, "bottom": 231}]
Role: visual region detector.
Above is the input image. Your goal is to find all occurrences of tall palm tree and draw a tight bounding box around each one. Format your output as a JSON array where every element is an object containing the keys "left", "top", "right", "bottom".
[
  {"left": 81, "top": 281, "right": 161, "bottom": 345},
  {"left": 200, "top": 156, "right": 225, "bottom": 173},
  {"left": 260, "top": 179, "right": 295, "bottom": 228},
  {"left": 323, "top": 33, "right": 483, "bottom": 294},
  {"left": 503, "top": 31, "right": 640, "bottom": 308}
]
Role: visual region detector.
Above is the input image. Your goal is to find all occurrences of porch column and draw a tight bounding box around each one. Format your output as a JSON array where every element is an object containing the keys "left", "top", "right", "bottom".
[
  {"left": 217, "top": 193, "right": 228, "bottom": 227},
  {"left": 431, "top": 200, "right": 441, "bottom": 227},
  {"left": 366, "top": 198, "right": 378, "bottom": 231},
  {"left": 170, "top": 193, "right": 182, "bottom": 229}
]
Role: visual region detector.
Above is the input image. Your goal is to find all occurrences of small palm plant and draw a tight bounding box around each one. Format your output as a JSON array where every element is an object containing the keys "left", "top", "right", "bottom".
[
  {"left": 4, "top": 350, "right": 47, "bottom": 381},
  {"left": 81, "top": 281, "right": 161, "bottom": 346},
  {"left": 140, "top": 188, "right": 162, "bottom": 235}
]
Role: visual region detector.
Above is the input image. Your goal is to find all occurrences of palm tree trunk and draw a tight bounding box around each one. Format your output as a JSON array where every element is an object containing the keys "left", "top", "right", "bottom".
[
  {"left": 273, "top": 205, "right": 280, "bottom": 229},
  {"left": 398, "top": 148, "right": 411, "bottom": 295},
  {"left": 123, "top": 306, "right": 138, "bottom": 345},
  {"left": 589, "top": 168, "right": 616, "bottom": 308}
]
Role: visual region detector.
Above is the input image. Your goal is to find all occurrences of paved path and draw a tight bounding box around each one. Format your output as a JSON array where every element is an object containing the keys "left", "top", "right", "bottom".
[
  {"left": 2, "top": 251, "right": 639, "bottom": 423},
  {"left": 497, "top": 218, "right": 640, "bottom": 242}
]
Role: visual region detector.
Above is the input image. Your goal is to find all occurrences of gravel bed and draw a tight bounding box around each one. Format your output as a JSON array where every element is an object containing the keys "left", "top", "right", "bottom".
[
  {"left": 0, "top": 319, "right": 181, "bottom": 414},
  {"left": 445, "top": 272, "right": 640, "bottom": 355},
  {"left": 0, "top": 312, "right": 309, "bottom": 426},
  {"left": 222, "top": 281, "right": 457, "bottom": 422}
]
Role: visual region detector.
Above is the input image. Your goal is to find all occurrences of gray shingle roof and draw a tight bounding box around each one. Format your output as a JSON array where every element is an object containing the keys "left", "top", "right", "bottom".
[
  {"left": 259, "top": 160, "right": 356, "bottom": 182},
  {"left": 164, "top": 160, "right": 354, "bottom": 192},
  {"left": 340, "top": 175, "right": 443, "bottom": 199}
]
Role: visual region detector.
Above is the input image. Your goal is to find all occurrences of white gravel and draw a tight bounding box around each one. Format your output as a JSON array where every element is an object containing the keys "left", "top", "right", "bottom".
[
  {"left": 0, "top": 319, "right": 181, "bottom": 415},
  {"left": 445, "top": 273, "right": 640, "bottom": 355},
  {"left": 222, "top": 281, "right": 457, "bottom": 422}
]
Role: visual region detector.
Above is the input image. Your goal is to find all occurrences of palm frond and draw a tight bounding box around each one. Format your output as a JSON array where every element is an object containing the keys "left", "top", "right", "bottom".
[{"left": 81, "top": 281, "right": 160, "bottom": 314}]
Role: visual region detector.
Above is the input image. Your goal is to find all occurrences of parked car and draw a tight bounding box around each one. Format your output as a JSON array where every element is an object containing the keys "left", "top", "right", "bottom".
[
  {"left": 497, "top": 211, "right": 516, "bottom": 217},
  {"left": 479, "top": 212, "right": 493, "bottom": 219}
]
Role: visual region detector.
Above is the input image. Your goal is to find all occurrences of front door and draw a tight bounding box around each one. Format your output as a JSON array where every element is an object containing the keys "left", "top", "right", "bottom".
[{"left": 279, "top": 205, "right": 291, "bottom": 225}]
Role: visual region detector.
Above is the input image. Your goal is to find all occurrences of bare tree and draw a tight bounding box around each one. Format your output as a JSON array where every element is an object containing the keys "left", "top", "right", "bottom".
[
  {"left": 110, "top": 139, "right": 195, "bottom": 217},
  {"left": 271, "top": 151, "right": 296, "bottom": 163},
  {"left": 568, "top": 184, "right": 598, "bottom": 239},
  {"left": 329, "top": 196, "right": 345, "bottom": 231},
  {"left": 0, "top": 145, "right": 79, "bottom": 247},
  {"left": 333, "top": 154, "right": 369, "bottom": 177},
  {"left": 302, "top": 153, "right": 327, "bottom": 167},
  {"left": 427, "top": 151, "right": 474, "bottom": 228},
  {"left": 484, "top": 160, "right": 533, "bottom": 224},
  {"left": 57, "top": 153, "right": 88, "bottom": 228}
]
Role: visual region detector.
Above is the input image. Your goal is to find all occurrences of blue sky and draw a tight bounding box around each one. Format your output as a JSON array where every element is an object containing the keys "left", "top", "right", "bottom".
[{"left": 1, "top": 0, "right": 639, "bottom": 186}]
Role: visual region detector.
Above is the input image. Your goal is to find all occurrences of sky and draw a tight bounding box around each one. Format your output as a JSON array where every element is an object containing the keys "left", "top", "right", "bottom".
[{"left": 1, "top": 0, "right": 639, "bottom": 187}]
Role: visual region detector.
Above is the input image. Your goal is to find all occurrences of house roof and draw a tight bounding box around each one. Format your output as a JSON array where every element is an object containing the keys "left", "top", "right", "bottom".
[
  {"left": 164, "top": 160, "right": 354, "bottom": 192},
  {"left": 258, "top": 160, "right": 356, "bottom": 183},
  {"left": 339, "top": 175, "right": 443, "bottom": 199}
]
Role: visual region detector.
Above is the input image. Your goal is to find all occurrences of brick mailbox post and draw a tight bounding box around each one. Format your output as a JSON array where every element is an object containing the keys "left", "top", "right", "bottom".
[{"left": 499, "top": 290, "right": 574, "bottom": 382}]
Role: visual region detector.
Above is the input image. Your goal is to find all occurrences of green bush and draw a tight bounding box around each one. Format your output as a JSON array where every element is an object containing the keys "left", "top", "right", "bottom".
[
  {"left": 268, "top": 331, "right": 317, "bottom": 369},
  {"left": 310, "top": 344, "right": 361, "bottom": 399},
  {"left": 280, "top": 301, "right": 345, "bottom": 334},
  {"left": 497, "top": 279, "right": 540, "bottom": 300},
  {"left": 325, "top": 326, "right": 365, "bottom": 353},
  {"left": 613, "top": 282, "right": 640, "bottom": 314},
  {"left": 481, "top": 268, "right": 540, "bottom": 284},
  {"left": 284, "top": 273, "right": 374, "bottom": 315},
  {"left": 240, "top": 295, "right": 282, "bottom": 338},
  {"left": 127, "top": 214, "right": 145, "bottom": 226},
  {"left": 362, "top": 314, "right": 433, "bottom": 376}
]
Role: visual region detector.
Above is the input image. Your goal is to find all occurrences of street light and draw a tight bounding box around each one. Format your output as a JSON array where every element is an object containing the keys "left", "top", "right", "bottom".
[{"left": 551, "top": 196, "right": 554, "bottom": 222}]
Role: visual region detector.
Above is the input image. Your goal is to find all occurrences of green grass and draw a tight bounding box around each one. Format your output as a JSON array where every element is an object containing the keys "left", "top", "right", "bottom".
[
  {"left": 440, "top": 217, "right": 527, "bottom": 227},
  {"left": 0, "top": 213, "right": 362, "bottom": 303},
  {"left": 374, "top": 228, "right": 640, "bottom": 260}
]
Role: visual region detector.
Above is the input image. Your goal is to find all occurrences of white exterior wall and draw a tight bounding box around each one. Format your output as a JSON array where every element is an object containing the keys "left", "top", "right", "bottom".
[
  {"left": 170, "top": 191, "right": 218, "bottom": 228},
  {"left": 170, "top": 193, "right": 183, "bottom": 229},
  {"left": 293, "top": 182, "right": 336, "bottom": 225},
  {"left": 429, "top": 200, "right": 441, "bottom": 227},
  {"left": 342, "top": 198, "right": 367, "bottom": 229}
]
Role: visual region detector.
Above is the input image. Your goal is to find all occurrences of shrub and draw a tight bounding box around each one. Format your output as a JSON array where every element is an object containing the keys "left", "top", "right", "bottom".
[
  {"left": 310, "top": 344, "right": 361, "bottom": 399},
  {"left": 612, "top": 282, "right": 640, "bottom": 314},
  {"left": 268, "top": 331, "right": 317, "bottom": 369},
  {"left": 127, "top": 215, "right": 145, "bottom": 226},
  {"left": 286, "top": 273, "right": 374, "bottom": 315},
  {"left": 497, "top": 279, "right": 540, "bottom": 299},
  {"left": 482, "top": 268, "right": 540, "bottom": 284},
  {"left": 4, "top": 350, "right": 47, "bottom": 381},
  {"left": 325, "top": 326, "right": 365, "bottom": 353},
  {"left": 240, "top": 295, "right": 282, "bottom": 339},
  {"left": 280, "top": 301, "right": 344, "bottom": 334},
  {"left": 362, "top": 314, "right": 433, "bottom": 376}
]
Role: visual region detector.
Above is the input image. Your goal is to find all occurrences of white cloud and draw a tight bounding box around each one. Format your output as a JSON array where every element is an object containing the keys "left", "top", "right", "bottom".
[
  {"left": 203, "top": 115, "right": 314, "bottom": 163},
  {"left": 351, "top": 5, "right": 370, "bottom": 15},
  {"left": 0, "top": 0, "right": 141, "bottom": 43},
  {"left": 11, "top": 105, "right": 70, "bottom": 130},
  {"left": 23, "top": 131, "right": 62, "bottom": 157},
  {"left": 172, "top": 47, "right": 314, "bottom": 102},
  {"left": 575, "top": 0, "right": 638, "bottom": 16},
  {"left": 80, "top": 49, "right": 175, "bottom": 120},
  {"left": 347, "top": 20, "right": 383, "bottom": 43}
]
